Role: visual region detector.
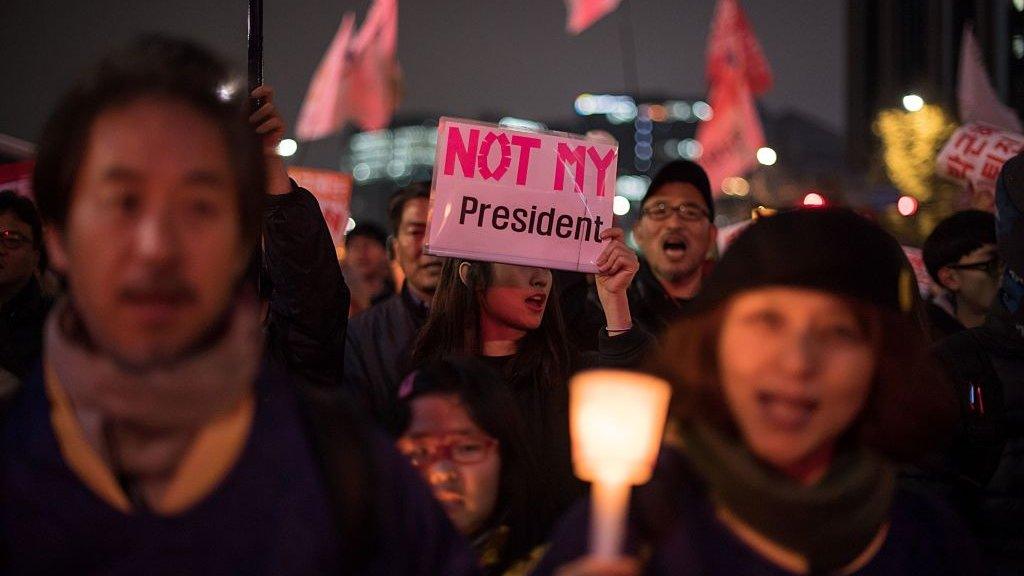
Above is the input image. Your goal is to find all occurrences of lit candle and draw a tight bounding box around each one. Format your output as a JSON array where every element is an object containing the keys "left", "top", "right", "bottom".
[{"left": 570, "top": 369, "right": 672, "bottom": 559}]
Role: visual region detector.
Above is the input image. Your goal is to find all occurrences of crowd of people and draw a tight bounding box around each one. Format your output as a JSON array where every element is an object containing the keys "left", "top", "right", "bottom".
[{"left": 1, "top": 36, "right": 1023, "bottom": 575}]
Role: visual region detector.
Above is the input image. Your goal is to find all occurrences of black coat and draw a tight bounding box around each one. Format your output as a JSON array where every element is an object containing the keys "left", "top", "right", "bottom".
[
  {"left": 262, "top": 183, "right": 349, "bottom": 389},
  {"left": 0, "top": 277, "right": 51, "bottom": 380},
  {"left": 933, "top": 297, "right": 1024, "bottom": 571},
  {"left": 925, "top": 299, "right": 964, "bottom": 343},
  {"left": 482, "top": 327, "right": 654, "bottom": 527},
  {"left": 343, "top": 284, "right": 428, "bottom": 430},
  {"left": 564, "top": 259, "right": 691, "bottom": 352}
]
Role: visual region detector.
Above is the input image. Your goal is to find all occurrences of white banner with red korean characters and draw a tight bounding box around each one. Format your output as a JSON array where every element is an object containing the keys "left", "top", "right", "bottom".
[
  {"left": 287, "top": 167, "right": 352, "bottom": 247},
  {"left": 936, "top": 122, "right": 1024, "bottom": 198},
  {"left": 425, "top": 117, "right": 618, "bottom": 273}
]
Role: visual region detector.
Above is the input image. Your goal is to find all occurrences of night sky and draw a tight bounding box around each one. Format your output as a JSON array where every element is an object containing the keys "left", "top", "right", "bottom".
[{"left": 0, "top": 0, "right": 844, "bottom": 171}]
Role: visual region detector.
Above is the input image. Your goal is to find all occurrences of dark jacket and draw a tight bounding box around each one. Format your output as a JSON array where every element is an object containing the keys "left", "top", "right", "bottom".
[
  {"left": 0, "top": 277, "right": 51, "bottom": 380},
  {"left": 534, "top": 447, "right": 983, "bottom": 576},
  {"left": 566, "top": 259, "right": 691, "bottom": 352},
  {"left": 933, "top": 297, "right": 1024, "bottom": 571},
  {"left": 925, "top": 299, "right": 965, "bottom": 343},
  {"left": 262, "top": 183, "right": 349, "bottom": 389},
  {"left": 343, "top": 284, "right": 428, "bottom": 430},
  {"left": 481, "top": 327, "right": 654, "bottom": 531}
]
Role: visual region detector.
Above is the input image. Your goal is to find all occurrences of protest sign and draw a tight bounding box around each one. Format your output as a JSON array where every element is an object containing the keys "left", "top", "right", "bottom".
[
  {"left": 0, "top": 161, "right": 34, "bottom": 199},
  {"left": 936, "top": 122, "right": 1024, "bottom": 198},
  {"left": 900, "top": 245, "right": 935, "bottom": 298},
  {"left": 425, "top": 117, "right": 618, "bottom": 273},
  {"left": 287, "top": 167, "right": 352, "bottom": 246}
]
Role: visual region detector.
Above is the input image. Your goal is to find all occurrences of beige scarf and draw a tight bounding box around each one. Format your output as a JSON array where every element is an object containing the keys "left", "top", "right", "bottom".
[{"left": 45, "top": 297, "right": 264, "bottom": 507}]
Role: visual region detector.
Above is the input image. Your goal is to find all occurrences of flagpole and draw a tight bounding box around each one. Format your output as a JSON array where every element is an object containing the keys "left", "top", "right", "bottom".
[
  {"left": 248, "top": 0, "right": 264, "bottom": 109},
  {"left": 617, "top": 0, "right": 640, "bottom": 95},
  {"left": 248, "top": 0, "right": 266, "bottom": 296}
]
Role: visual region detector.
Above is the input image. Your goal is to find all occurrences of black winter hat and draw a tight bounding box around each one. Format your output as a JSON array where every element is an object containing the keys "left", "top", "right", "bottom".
[
  {"left": 345, "top": 222, "right": 388, "bottom": 248},
  {"left": 642, "top": 160, "right": 715, "bottom": 222},
  {"left": 693, "top": 208, "right": 916, "bottom": 315}
]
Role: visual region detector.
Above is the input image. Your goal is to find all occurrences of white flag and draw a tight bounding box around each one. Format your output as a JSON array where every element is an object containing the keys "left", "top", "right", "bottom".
[{"left": 958, "top": 25, "right": 1022, "bottom": 133}]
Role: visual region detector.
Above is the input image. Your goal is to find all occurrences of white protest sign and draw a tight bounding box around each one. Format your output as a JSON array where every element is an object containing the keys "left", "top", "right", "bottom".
[
  {"left": 425, "top": 117, "right": 618, "bottom": 273},
  {"left": 936, "top": 122, "right": 1024, "bottom": 198}
]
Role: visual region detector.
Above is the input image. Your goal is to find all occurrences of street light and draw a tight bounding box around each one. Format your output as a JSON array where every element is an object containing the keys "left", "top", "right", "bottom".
[
  {"left": 756, "top": 146, "right": 777, "bottom": 166},
  {"left": 897, "top": 195, "right": 919, "bottom": 216},
  {"left": 276, "top": 138, "right": 298, "bottom": 157},
  {"left": 613, "top": 196, "right": 631, "bottom": 216},
  {"left": 802, "top": 192, "right": 826, "bottom": 207},
  {"left": 902, "top": 94, "right": 925, "bottom": 112}
]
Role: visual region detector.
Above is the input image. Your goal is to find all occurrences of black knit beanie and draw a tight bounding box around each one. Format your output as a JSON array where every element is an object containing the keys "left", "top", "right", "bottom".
[{"left": 693, "top": 208, "right": 915, "bottom": 315}]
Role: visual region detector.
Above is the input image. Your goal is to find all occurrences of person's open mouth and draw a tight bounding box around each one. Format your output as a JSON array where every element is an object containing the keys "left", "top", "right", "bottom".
[
  {"left": 756, "top": 390, "right": 819, "bottom": 431},
  {"left": 525, "top": 293, "right": 547, "bottom": 314},
  {"left": 663, "top": 238, "right": 688, "bottom": 260}
]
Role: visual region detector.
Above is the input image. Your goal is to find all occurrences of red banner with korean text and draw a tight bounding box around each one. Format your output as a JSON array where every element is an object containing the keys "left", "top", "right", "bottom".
[{"left": 287, "top": 167, "right": 352, "bottom": 246}]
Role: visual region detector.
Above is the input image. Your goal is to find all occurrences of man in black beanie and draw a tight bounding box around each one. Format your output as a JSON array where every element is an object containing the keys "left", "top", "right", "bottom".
[{"left": 933, "top": 152, "right": 1024, "bottom": 573}]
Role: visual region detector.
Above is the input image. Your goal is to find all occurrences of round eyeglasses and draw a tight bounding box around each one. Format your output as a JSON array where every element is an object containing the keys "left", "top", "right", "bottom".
[
  {"left": 640, "top": 202, "right": 709, "bottom": 222},
  {"left": 396, "top": 434, "right": 498, "bottom": 469}
]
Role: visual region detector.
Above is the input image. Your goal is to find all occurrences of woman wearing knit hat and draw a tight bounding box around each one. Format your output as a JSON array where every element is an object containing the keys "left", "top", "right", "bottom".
[{"left": 534, "top": 208, "right": 983, "bottom": 575}]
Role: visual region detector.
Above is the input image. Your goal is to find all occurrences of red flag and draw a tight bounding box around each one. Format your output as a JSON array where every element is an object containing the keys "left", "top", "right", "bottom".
[
  {"left": 697, "top": 0, "right": 769, "bottom": 195},
  {"left": 296, "top": 13, "right": 356, "bottom": 141},
  {"left": 705, "top": 0, "right": 772, "bottom": 94},
  {"left": 347, "top": 0, "right": 400, "bottom": 131},
  {"left": 958, "top": 25, "right": 1022, "bottom": 133},
  {"left": 696, "top": 75, "right": 765, "bottom": 195},
  {"left": 565, "top": 0, "right": 621, "bottom": 35},
  {"left": 295, "top": 0, "right": 400, "bottom": 140}
]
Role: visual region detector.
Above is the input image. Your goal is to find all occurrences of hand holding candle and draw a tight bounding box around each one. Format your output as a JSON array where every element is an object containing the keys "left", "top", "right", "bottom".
[{"left": 570, "top": 369, "right": 671, "bottom": 559}]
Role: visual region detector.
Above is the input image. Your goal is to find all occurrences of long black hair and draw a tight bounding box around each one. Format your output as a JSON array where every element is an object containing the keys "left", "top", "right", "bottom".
[
  {"left": 396, "top": 357, "right": 558, "bottom": 572},
  {"left": 411, "top": 258, "right": 573, "bottom": 391}
]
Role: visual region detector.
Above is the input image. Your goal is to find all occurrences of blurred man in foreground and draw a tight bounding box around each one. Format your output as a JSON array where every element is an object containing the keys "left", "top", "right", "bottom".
[{"left": 0, "top": 36, "right": 475, "bottom": 575}]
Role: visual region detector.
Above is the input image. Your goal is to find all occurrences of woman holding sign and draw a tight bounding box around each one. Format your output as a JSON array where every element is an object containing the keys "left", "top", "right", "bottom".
[
  {"left": 534, "top": 209, "right": 982, "bottom": 576},
  {"left": 412, "top": 227, "right": 651, "bottom": 521}
]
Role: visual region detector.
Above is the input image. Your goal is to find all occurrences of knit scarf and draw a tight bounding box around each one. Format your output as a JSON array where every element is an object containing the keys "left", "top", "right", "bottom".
[
  {"left": 45, "top": 297, "right": 263, "bottom": 508},
  {"left": 680, "top": 421, "right": 895, "bottom": 573}
]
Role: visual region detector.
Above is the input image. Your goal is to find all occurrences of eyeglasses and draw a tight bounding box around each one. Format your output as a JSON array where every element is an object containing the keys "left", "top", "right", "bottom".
[
  {"left": 396, "top": 434, "right": 498, "bottom": 469},
  {"left": 640, "top": 202, "right": 709, "bottom": 222},
  {"left": 947, "top": 258, "right": 1002, "bottom": 278},
  {"left": 0, "top": 229, "right": 31, "bottom": 250}
]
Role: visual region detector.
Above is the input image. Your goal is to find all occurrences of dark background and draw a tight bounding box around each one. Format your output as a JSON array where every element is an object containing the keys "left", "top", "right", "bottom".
[{"left": 0, "top": 0, "right": 844, "bottom": 173}]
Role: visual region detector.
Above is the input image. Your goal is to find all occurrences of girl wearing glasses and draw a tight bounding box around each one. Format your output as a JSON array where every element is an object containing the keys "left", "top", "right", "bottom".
[
  {"left": 396, "top": 357, "right": 557, "bottom": 575},
  {"left": 536, "top": 209, "right": 981, "bottom": 576}
]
